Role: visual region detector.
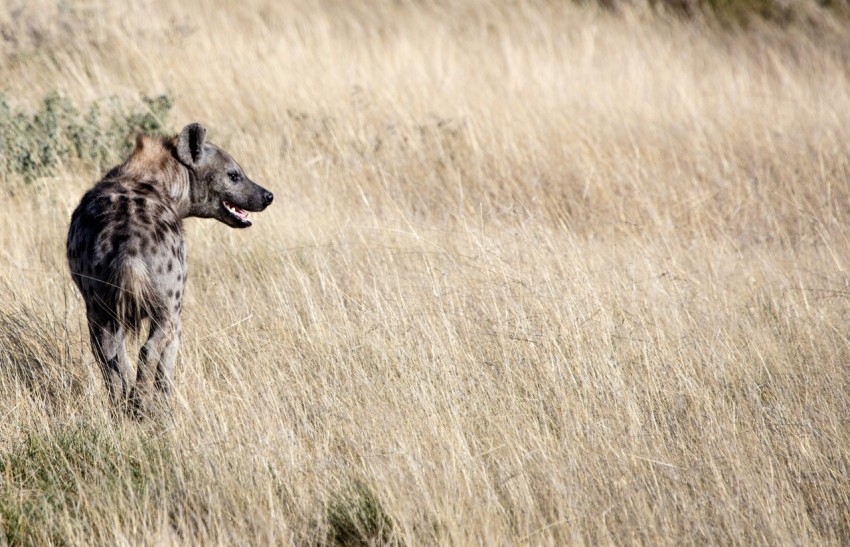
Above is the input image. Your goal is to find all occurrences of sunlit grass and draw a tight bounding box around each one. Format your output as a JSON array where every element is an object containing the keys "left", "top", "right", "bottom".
[{"left": 1, "top": 0, "right": 849, "bottom": 544}]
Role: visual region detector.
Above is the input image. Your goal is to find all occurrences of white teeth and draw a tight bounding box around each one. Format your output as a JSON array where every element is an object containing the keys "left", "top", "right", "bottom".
[{"left": 224, "top": 201, "right": 249, "bottom": 222}]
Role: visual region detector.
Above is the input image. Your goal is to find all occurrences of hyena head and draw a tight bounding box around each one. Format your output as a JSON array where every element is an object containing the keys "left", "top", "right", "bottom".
[{"left": 176, "top": 123, "right": 273, "bottom": 228}]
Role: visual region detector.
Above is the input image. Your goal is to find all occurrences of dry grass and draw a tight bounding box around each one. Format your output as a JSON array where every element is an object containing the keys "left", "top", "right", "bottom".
[{"left": 1, "top": 0, "right": 850, "bottom": 544}]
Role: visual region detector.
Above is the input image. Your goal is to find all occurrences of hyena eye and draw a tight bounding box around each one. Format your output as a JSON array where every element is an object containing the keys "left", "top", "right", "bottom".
[{"left": 228, "top": 171, "right": 240, "bottom": 182}]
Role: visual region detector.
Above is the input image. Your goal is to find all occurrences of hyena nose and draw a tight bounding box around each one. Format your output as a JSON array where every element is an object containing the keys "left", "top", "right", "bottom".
[{"left": 263, "top": 191, "right": 274, "bottom": 206}]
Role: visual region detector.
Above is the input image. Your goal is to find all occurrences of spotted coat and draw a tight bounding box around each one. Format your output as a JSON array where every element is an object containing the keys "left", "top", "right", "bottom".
[{"left": 67, "top": 123, "right": 273, "bottom": 414}]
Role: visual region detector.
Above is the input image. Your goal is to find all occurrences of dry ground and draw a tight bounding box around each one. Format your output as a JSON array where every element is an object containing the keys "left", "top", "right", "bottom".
[{"left": 1, "top": 0, "right": 849, "bottom": 544}]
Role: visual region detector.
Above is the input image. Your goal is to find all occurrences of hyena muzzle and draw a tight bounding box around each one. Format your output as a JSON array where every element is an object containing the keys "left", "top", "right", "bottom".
[{"left": 67, "top": 123, "right": 273, "bottom": 415}]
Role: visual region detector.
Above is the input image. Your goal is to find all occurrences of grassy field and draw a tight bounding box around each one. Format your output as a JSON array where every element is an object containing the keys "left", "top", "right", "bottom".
[{"left": 1, "top": 0, "right": 850, "bottom": 544}]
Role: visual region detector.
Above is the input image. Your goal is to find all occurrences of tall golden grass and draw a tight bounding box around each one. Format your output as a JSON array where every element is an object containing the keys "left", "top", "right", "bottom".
[{"left": 1, "top": 0, "right": 849, "bottom": 544}]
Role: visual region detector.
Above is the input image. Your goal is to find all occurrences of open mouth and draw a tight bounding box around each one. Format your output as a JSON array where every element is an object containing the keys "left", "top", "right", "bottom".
[{"left": 223, "top": 200, "right": 252, "bottom": 226}]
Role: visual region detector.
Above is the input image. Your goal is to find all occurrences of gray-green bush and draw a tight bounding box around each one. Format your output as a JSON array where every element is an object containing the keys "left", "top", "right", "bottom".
[{"left": 0, "top": 93, "right": 172, "bottom": 183}]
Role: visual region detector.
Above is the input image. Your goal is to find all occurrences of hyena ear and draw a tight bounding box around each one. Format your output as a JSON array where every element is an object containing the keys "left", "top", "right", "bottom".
[{"left": 176, "top": 123, "right": 207, "bottom": 167}]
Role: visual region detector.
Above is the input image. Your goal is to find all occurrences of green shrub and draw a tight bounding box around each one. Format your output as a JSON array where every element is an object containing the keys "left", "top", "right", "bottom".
[
  {"left": 662, "top": 0, "right": 793, "bottom": 25},
  {"left": 326, "top": 481, "right": 396, "bottom": 546},
  {"left": 594, "top": 0, "right": 847, "bottom": 26},
  {"left": 0, "top": 93, "right": 173, "bottom": 184},
  {"left": 0, "top": 424, "right": 175, "bottom": 545}
]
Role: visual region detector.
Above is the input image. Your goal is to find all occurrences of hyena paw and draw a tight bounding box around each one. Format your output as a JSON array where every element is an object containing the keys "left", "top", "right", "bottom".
[{"left": 128, "top": 390, "right": 172, "bottom": 421}]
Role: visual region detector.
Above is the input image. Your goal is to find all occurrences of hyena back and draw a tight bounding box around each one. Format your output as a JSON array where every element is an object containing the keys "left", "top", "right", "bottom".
[{"left": 67, "top": 123, "right": 273, "bottom": 414}]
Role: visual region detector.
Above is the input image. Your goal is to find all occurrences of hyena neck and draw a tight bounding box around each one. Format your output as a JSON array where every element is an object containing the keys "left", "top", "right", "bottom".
[
  {"left": 163, "top": 137, "right": 216, "bottom": 220},
  {"left": 163, "top": 157, "right": 193, "bottom": 219}
]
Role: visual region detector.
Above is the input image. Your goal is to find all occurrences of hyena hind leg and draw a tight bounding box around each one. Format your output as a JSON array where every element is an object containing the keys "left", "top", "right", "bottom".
[
  {"left": 154, "top": 320, "right": 180, "bottom": 396},
  {"left": 132, "top": 313, "right": 179, "bottom": 416},
  {"left": 88, "top": 320, "right": 135, "bottom": 406}
]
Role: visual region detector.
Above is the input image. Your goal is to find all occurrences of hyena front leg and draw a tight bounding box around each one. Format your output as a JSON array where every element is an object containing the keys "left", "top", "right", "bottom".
[
  {"left": 87, "top": 318, "right": 134, "bottom": 406},
  {"left": 133, "top": 312, "right": 178, "bottom": 415}
]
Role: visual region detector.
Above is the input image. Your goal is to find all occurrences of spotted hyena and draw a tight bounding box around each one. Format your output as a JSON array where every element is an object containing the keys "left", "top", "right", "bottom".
[{"left": 67, "top": 123, "right": 273, "bottom": 414}]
